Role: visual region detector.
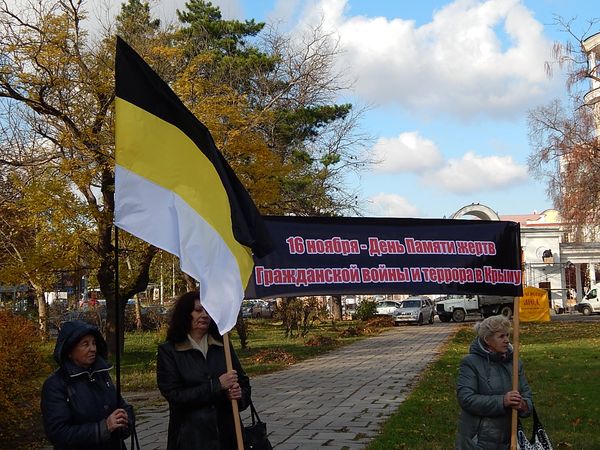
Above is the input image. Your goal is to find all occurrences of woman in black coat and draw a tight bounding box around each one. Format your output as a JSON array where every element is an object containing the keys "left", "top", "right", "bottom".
[
  {"left": 41, "top": 320, "right": 134, "bottom": 450},
  {"left": 157, "top": 291, "right": 251, "bottom": 450}
]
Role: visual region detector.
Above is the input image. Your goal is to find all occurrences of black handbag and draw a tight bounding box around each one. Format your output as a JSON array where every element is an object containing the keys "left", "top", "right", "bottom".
[
  {"left": 120, "top": 404, "right": 140, "bottom": 450},
  {"left": 517, "top": 406, "right": 553, "bottom": 450},
  {"left": 244, "top": 400, "right": 273, "bottom": 450},
  {"left": 128, "top": 423, "right": 140, "bottom": 450}
]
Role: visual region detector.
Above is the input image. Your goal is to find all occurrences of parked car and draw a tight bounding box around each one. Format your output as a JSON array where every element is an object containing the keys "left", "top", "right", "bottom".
[
  {"left": 239, "top": 299, "right": 274, "bottom": 319},
  {"left": 375, "top": 300, "right": 401, "bottom": 315},
  {"left": 392, "top": 296, "right": 435, "bottom": 325},
  {"left": 251, "top": 300, "right": 274, "bottom": 318},
  {"left": 576, "top": 282, "right": 600, "bottom": 316}
]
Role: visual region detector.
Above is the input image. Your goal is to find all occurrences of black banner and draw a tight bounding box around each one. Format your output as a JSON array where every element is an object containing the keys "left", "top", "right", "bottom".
[{"left": 245, "top": 216, "right": 522, "bottom": 299}]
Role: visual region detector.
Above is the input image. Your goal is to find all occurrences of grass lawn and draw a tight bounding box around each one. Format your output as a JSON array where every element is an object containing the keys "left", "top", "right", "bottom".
[{"left": 365, "top": 320, "right": 600, "bottom": 450}]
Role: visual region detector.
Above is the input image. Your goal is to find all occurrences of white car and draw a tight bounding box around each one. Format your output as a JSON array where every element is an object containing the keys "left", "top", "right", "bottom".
[
  {"left": 576, "top": 283, "right": 600, "bottom": 315},
  {"left": 392, "top": 296, "right": 435, "bottom": 325},
  {"left": 376, "top": 300, "right": 401, "bottom": 315}
]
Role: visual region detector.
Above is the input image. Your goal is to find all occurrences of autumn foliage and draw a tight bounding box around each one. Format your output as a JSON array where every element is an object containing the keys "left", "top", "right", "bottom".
[
  {"left": 0, "top": 310, "right": 50, "bottom": 443},
  {"left": 0, "top": 0, "right": 368, "bottom": 352}
]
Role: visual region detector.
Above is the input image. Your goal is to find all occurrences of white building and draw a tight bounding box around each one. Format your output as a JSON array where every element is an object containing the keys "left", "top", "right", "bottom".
[{"left": 451, "top": 203, "right": 599, "bottom": 312}]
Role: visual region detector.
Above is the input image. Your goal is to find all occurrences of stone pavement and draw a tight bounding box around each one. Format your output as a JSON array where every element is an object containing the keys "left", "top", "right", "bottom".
[{"left": 134, "top": 323, "right": 457, "bottom": 450}]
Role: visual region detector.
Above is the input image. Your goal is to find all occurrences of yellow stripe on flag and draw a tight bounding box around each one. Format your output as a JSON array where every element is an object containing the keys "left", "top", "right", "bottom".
[{"left": 115, "top": 97, "right": 253, "bottom": 284}]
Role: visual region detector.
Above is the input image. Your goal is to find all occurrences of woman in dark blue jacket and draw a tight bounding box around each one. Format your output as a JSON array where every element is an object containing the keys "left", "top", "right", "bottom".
[
  {"left": 157, "top": 291, "right": 251, "bottom": 450},
  {"left": 41, "top": 320, "right": 134, "bottom": 450}
]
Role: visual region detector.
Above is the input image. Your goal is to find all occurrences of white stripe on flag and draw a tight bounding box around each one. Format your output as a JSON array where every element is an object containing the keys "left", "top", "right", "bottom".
[{"left": 114, "top": 165, "right": 245, "bottom": 333}]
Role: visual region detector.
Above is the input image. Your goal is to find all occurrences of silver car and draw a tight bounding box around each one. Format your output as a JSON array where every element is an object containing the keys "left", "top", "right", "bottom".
[{"left": 393, "top": 296, "right": 435, "bottom": 325}]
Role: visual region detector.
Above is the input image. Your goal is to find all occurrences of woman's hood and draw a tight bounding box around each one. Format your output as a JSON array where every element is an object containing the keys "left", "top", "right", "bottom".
[{"left": 53, "top": 320, "right": 108, "bottom": 366}]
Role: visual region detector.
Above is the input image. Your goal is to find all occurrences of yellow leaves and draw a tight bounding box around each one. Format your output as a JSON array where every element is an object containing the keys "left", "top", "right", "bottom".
[
  {"left": 171, "top": 56, "right": 289, "bottom": 212},
  {"left": 0, "top": 169, "right": 93, "bottom": 288}
]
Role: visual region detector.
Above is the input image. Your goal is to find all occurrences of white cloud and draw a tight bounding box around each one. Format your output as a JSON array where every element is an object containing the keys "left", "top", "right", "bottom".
[
  {"left": 212, "top": 0, "right": 244, "bottom": 19},
  {"left": 301, "top": 0, "right": 555, "bottom": 119},
  {"left": 269, "top": 0, "right": 302, "bottom": 25},
  {"left": 372, "top": 131, "right": 443, "bottom": 173},
  {"left": 427, "top": 151, "right": 528, "bottom": 194},
  {"left": 368, "top": 193, "right": 420, "bottom": 217},
  {"left": 80, "top": 0, "right": 244, "bottom": 35}
]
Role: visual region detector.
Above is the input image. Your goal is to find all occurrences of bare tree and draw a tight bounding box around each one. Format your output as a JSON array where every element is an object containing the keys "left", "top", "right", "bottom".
[
  {"left": 528, "top": 100, "right": 600, "bottom": 240},
  {"left": 251, "top": 21, "right": 373, "bottom": 216},
  {"left": 528, "top": 17, "right": 600, "bottom": 239}
]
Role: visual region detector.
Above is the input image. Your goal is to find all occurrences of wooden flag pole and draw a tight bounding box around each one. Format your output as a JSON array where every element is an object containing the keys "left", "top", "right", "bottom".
[
  {"left": 114, "top": 226, "right": 121, "bottom": 403},
  {"left": 223, "top": 332, "right": 244, "bottom": 450},
  {"left": 510, "top": 296, "right": 520, "bottom": 450}
]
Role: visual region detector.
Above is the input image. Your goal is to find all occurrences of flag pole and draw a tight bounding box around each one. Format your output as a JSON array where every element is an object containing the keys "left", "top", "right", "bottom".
[
  {"left": 510, "top": 296, "right": 520, "bottom": 450},
  {"left": 223, "top": 332, "right": 244, "bottom": 450},
  {"left": 114, "top": 225, "right": 121, "bottom": 401}
]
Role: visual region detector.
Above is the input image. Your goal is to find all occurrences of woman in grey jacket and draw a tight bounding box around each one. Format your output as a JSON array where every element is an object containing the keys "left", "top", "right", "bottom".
[{"left": 456, "top": 315, "right": 532, "bottom": 450}]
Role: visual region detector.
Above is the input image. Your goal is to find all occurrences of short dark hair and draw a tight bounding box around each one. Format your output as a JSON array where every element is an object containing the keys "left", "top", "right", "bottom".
[{"left": 166, "top": 291, "right": 222, "bottom": 343}]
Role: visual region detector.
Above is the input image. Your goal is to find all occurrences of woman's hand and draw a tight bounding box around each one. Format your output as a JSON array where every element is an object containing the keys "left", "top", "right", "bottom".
[
  {"left": 503, "top": 390, "right": 523, "bottom": 410},
  {"left": 106, "top": 408, "right": 129, "bottom": 432},
  {"left": 517, "top": 399, "right": 529, "bottom": 412},
  {"left": 219, "top": 370, "right": 238, "bottom": 390},
  {"left": 226, "top": 382, "right": 242, "bottom": 400}
]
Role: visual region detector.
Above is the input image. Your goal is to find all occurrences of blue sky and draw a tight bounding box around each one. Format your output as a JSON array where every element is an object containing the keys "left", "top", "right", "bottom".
[{"left": 145, "top": 0, "right": 598, "bottom": 218}]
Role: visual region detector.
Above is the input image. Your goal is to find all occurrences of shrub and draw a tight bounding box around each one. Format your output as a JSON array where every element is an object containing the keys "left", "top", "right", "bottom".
[
  {"left": 0, "top": 310, "right": 50, "bottom": 445},
  {"left": 364, "top": 315, "right": 395, "bottom": 328},
  {"left": 251, "top": 348, "right": 296, "bottom": 365},
  {"left": 304, "top": 334, "right": 338, "bottom": 347},
  {"left": 235, "top": 311, "right": 248, "bottom": 349},
  {"left": 353, "top": 300, "right": 377, "bottom": 321},
  {"left": 125, "top": 304, "right": 170, "bottom": 332},
  {"left": 276, "top": 297, "right": 324, "bottom": 338},
  {"left": 339, "top": 325, "right": 363, "bottom": 337}
]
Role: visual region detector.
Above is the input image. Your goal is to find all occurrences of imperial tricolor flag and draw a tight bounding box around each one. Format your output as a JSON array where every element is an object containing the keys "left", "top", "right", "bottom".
[{"left": 114, "top": 37, "right": 272, "bottom": 333}]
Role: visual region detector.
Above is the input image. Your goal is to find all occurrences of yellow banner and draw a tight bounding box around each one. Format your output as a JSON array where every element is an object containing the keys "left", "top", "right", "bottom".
[{"left": 519, "top": 286, "right": 550, "bottom": 322}]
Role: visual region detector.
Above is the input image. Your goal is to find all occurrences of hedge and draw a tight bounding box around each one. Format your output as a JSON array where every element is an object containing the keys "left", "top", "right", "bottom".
[{"left": 0, "top": 310, "right": 50, "bottom": 445}]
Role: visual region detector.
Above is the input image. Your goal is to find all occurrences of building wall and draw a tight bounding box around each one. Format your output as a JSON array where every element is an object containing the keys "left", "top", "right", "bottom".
[{"left": 521, "top": 227, "right": 566, "bottom": 309}]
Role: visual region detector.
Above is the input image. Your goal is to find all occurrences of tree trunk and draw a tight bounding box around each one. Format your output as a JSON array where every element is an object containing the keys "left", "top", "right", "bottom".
[
  {"left": 134, "top": 296, "right": 142, "bottom": 330},
  {"left": 331, "top": 295, "right": 342, "bottom": 321},
  {"left": 103, "top": 293, "right": 124, "bottom": 356},
  {"left": 235, "top": 311, "right": 248, "bottom": 349},
  {"left": 97, "top": 225, "right": 158, "bottom": 357},
  {"left": 184, "top": 273, "right": 197, "bottom": 292},
  {"left": 33, "top": 284, "right": 48, "bottom": 342}
]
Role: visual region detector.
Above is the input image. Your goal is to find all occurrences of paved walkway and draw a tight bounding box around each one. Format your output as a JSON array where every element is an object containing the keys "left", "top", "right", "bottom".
[{"left": 134, "top": 323, "right": 457, "bottom": 450}]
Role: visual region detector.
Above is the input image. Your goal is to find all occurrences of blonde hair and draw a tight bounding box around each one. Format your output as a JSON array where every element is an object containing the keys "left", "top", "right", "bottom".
[{"left": 474, "top": 315, "right": 512, "bottom": 340}]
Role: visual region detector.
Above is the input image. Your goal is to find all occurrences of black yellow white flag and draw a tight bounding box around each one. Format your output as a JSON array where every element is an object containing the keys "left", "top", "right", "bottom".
[{"left": 114, "top": 37, "right": 272, "bottom": 333}]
